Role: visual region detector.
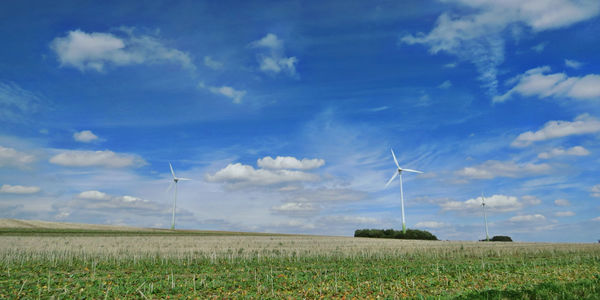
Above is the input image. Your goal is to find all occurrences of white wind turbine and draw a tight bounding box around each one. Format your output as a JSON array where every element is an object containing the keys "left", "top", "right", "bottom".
[
  {"left": 385, "top": 148, "right": 423, "bottom": 234},
  {"left": 167, "top": 162, "right": 191, "bottom": 230},
  {"left": 481, "top": 192, "right": 490, "bottom": 241}
]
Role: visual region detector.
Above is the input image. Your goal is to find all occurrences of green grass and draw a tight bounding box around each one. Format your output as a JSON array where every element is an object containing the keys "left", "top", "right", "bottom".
[{"left": 2, "top": 243, "right": 599, "bottom": 298}]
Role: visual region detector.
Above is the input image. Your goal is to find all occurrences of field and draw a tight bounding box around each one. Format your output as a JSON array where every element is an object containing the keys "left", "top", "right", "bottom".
[{"left": 1, "top": 220, "right": 599, "bottom": 299}]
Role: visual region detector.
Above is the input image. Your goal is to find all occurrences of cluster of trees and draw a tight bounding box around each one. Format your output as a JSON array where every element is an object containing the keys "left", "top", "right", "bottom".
[
  {"left": 354, "top": 228, "right": 438, "bottom": 240},
  {"left": 480, "top": 236, "right": 513, "bottom": 242}
]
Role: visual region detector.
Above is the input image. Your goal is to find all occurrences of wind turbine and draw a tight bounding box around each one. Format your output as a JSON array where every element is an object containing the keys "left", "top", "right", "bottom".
[
  {"left": 481, "top": 192, "right": 490, "bottom": 241},
  {"left": 167, "top": 162, "right": 191, "bottom": 230},
  {"left": 385, "top": 148, "right": 423, "bottom": 234}
]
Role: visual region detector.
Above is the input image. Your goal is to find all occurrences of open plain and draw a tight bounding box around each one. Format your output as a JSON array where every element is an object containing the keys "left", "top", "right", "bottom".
[{"left": 1, "top": 219, "right": 599, "bottom": 298}]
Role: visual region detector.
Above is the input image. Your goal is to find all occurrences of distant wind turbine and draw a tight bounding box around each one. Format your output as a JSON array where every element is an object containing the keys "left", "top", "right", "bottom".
[
  {"left": 481, "top": 192, "right": 490, "bottom": 241},
  {"left": 167, "top": 162, "right": 191, "bottom": 230},
  {"left": 385, "top": 148, "right": 423, "bottom": 234}
]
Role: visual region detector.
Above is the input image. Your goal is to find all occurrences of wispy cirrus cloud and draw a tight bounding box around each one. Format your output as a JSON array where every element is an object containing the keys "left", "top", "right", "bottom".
[
  {"left": 494, "top": 67, "right": 600, "bottom": 102},
  {"left": 455, "top": 160, "right": 551, "bottom": 180},
  {"left": 50, "top": 28, "right": 195, "bottom": 72},
  {"left": 0, "top": 81, "right": 44, "bottom": 123},
  {"left": 401, "top": 0, "right": 600, "bottom": 97},
  {"left": 512, "top": 114, "right": 600, "bottom": 147}
]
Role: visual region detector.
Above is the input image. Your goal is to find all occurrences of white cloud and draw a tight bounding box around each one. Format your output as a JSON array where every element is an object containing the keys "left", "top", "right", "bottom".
[
  {"left": 554, "top": 199, "right": 571, "bottom": 206},
  {"left": 257, "top": 156, "right": 325, "bottom": 170},
  {"left": 73, "top": 130, "right": 99, "bottom": 143},
  {"left": 494, "top": 67, "right": 600, "bottom": 102},
  {"left": 0, "top": 184, "right": 40, "bottom": 194},
  {"left": 441, "top": 194, "right": 522, "bottom": 213},
  {"left": 401, "top": 0, "right": 600, "bottom": 96},
  {"left": 0, "top": 81, "right": 44, "bottom": 123},
  {"left": 250, "top": 33, "right": 298, "bottom": 77},
  {"left": 591, "top": 184, "right": 600, "bottom": 197},
  {"left": 438, "top": 80, "right": 452, "bottom": 89},
  {"left": 512, "top": 114, "right": 600, "bottom": 147},
  {"left": 50, "top": 29, "right": 194, "bottom": 72},
  {"left": 198, "top": 82, "right": 246, "bottom": 104},
  {"left": 0, "top": 146, "right": 35, "bottom": 168},
  {"left": 455, "top": 160, "right": 551, "bottom": 179},
  {"left": 320, "top": 215, "right": 378, "bottom": 225},
  {"left": 531, "top": 42, "right": 547, "bottom": 53},
  {"left": 414, "top": 221, "right": 447, "bottom": 229},
  {"left": 509, "top": 214, "right": 546, "bottom": 223},
  {"left": 49, "top": 150, "right": 146, "bottom": 168},
  {"left": 592, "top": 216, "right": 600, "bottom": 221},
  {"left": 205, "top": 162, "right": 318, "bottom": 187},
  {"left": 521, "top": 195, "right": 541, "bottom": 205},
  {"left": 271, "top": 202, "right": 319, "bottom": 216},
  {"left": 203, "top": 56, "right": 223, "bottom": 70},
  {"left": 77, "top": 190, "right": 111, "bottom": 200},
  {"left": 555, "top": 211, "right": 575, "bottom": 217},
  {"left": 538, "top": 146, "right": 590, "bottom": 159},
  {"left": 565, "top": 59, "right": 583, "bottom": 69}
]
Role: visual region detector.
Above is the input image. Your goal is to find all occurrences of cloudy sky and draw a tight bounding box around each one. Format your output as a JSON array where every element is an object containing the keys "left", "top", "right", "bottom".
[{"left": 1, "top": 0, "right": 599, "bottom": 242}]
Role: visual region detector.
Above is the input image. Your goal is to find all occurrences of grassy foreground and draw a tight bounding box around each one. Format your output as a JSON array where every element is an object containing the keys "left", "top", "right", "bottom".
[{"left": 1, "top": 234, "right": 599, "bottom": 298}]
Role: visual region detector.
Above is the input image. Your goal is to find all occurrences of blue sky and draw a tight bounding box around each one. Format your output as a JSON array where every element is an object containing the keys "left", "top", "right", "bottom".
[{"left": 1, "top": 0, "right": 600, "bottom": 242}]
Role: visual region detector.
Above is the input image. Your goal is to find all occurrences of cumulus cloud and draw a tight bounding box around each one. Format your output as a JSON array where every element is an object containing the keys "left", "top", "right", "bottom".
[
  {"left": 50, "top": 28, "right": 194, "bottom": 72},
  {"left": 531, "top": 42, "right": 547, "bottom": 53},
  {"left": 250, "top": 33, "right": 298, "bottom": 77},
  {"left": 49, "top": 150, "right": 146, "bottom": 168},
  {"left": 512, "top": 114, "right": 600, "bottom": 147},
  {"left": 0, "top": 146, "right": 35, "bottom": 168},
  {"left": 441, "top": 194, "right": 523, "bottom": 213},
  {"left": 257, "top": 156, "right": 325, "bottom": 170},
  {"left": 0, "top": 184, "right": 40, "bottom": 194},
  {"left": 592, "top": 184, "right": 600, "bottom": 197},
  {"left": 565, "top": 59, "right": 583, "bottom": 69},
  {"left": 509, "top": 214, "right": 546, "bottom": 223},
  {"left": 320, "top": 215, "right": 378, "bottom": 225},
  {"left": 414, "top": 221, "right": 447, "bottom": 229},
  {"left": 455, "top": 160, "right": 551, "bottom": 179},
  {"left": 198, "top": 82, "right": 246, "bottom": 104},
  {"left": 593, "top": 216, "right": 600, "bottom": 221},
  {"left": 0, "top": 81, "right": 44, "bottom": 123},
  {"left": 401, "top": 0, "right": 600, "bottom": 96},
  {"left": 554, "top": 199, "right": 571, "bottom": 206},
  {"left": 494, "top": 67, "right": 600, "bottom": 102},
  {"left": 205, "top": 162, "right": 318, "bottom": 187},
  {"left": 538, "top": 146, "right": 589, "bottom": 159},
  {"left": 555, "top": 211, "right": 575, "bottom": 217},
  {"left": 203, "top": 56, "right": 223, "bottom": 70},
  {"left": 73, "top": 130, "right": 99, "bottom": 143}
]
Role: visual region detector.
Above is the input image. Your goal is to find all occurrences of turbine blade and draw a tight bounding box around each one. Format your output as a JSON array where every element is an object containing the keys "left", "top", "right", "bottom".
[
  {"left": 169, "top": 162, "right": 176, "bottom": 179},
  {"left": 178, "top": 177, "right": 192, "bottom": 181},
  {"left": 385, "top": 171, "right": 398, "bottom": 188},
  {"left": 166, "top": 182, "right": 174, "bottom": 193},
  {"left": 401, "top": 168, "right": 423, "bottom": 174},
  {"left": 390, "top": 149, "right": 400, "bottom": 169}
]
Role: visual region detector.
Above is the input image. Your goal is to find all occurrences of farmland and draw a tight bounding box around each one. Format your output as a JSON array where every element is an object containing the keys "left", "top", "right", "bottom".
[{"left": 1, "top": 221, "right": 599, "bottom": 298}]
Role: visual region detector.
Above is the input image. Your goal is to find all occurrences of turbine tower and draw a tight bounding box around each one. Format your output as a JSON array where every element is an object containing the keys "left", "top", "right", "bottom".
[
  {"left": 481, "top": 192, "right": 490, "bottom": 241},
  {"left": 385, "top": 148, "right": 423, "bottom": 234},
  {"left": 167, "top": 162, "right": 191, "bottom": 230}
]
